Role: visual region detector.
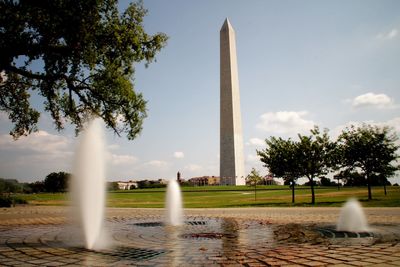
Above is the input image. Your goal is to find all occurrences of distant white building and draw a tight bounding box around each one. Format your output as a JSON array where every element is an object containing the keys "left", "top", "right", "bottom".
[{"left": 117, "top": 181, "right": 138, "bottom": 190}]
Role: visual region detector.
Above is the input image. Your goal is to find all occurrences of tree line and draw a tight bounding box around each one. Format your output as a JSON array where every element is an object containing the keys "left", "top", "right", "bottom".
[
  {"left": 257, "top": 124, "right": 399, "bottom": 204},
  {"left": 1, "top": 172, "right": 124, "bottom": 194},
  {"left": 0, "top": 172, "right": 70, "bottom": 195}
]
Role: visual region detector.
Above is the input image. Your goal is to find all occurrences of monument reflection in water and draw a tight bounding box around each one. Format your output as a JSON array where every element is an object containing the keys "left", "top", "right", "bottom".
[{"left": 72, "top": 118, "right": 107, "bottom": 250}]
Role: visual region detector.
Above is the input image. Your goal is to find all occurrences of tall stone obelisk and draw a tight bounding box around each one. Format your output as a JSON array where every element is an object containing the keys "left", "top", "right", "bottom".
[{"left": 220, "top": 18, "right": 245, "bottom": 186}]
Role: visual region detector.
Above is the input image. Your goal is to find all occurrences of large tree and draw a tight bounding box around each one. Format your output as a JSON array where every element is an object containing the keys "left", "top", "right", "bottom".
[
  {"left": 297, "top": 126, "right": 333, "bottom": 204},
  {"left": 0, "top": 0, "right": 167, "bottom": 139},
  {"left": 337, "top": 124, "right": 399, "bottom": 200},
  {"left": 44, "top": 171, "right": 70, "bottom": 193},
  {"left": 257, "top": 137, "right": 300, "bottom": 203}
]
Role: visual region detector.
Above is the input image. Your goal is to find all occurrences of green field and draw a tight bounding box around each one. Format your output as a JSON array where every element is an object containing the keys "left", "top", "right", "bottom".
[{"left": 18, "top": 185, "right": 400, "bottom": 208}]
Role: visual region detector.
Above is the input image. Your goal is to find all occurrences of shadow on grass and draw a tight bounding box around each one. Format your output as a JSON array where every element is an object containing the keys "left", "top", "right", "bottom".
[
  {"left": 358, "top": 198, "right": 400, "bottom": 207},
  {"left": 222, "top": 200, "right": 349, "bottom": 208},
  {"left": 221, "top": 197, "right": 400, "bottom": 208}
]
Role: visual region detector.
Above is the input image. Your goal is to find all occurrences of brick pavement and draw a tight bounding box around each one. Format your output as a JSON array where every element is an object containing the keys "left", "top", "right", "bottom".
[{"left": 0, "top": 206, "right": 399, "bottom": 266}]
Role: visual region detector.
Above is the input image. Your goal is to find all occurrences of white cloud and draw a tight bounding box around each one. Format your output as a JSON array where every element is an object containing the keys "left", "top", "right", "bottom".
[
  {"left": 115, "top": 114, "right": 126, "bottom": 129},
  {"left": 246, "top": 154, "right": 261, "bottom": 163},
  {"left": 145, "top": 160, "right": 168, "bottom": 167},
  {"left": 256, "top": 111, "right": 315, "bottom": 135},
  {"left": 245, "top": 154, "right": 264, "bottom": 176},
  {"left": 366, "top": 117, "right": 400, "bottom": 138},
  {"left": 184, "top": 164, "right": 203, "bottom": 172},
  {"left": 0, "top": 131, "right": 73, "bottom": 180},
  {"left": 377, "top": 28, "right": 398, "bottom": 40},
  {"left": 247, "top": 138, "right": 265, "bottom": 146},
  {"left": 108, "top": 144, "right": 120, "bottom": 150},
  {"left": 0, "top": 111, "right": 8, "bottom": 121},
  {"left": 332, "top": 117, "right": 400, "bottom": 139},
  {"left": 180, "top": 164, "right": 210, "bottom": 178},
  {"left": 352, "top": 92, "right": 395, "bottom": 109},
  {"left": 109, "top": 154, "right": 138, "bottom": 165},
  {"left": 389, "top": 29, "right": 399, "bottom": 39},
  {"left": 332, "top": 121, "right": 364, "bottom": 139},
  {"left": 0, "top": 130, "right": 70, "bottom": 153},
  {"left": 173, "top": 151, "right": 184, "bottom": 158},
  {"left": 383, "top": 117, "right": 400, "bottom": 133}
]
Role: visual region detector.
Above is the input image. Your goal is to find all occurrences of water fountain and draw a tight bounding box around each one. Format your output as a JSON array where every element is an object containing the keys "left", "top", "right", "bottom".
[
  {"left": 165, "top": 179, "right": 183, "bottom": 226},
  {"left": 72, "top": 118, "right": 107, "bottom": 250},
  {"left": 336, "top": 198, "right": 369, "bottom": 232}
]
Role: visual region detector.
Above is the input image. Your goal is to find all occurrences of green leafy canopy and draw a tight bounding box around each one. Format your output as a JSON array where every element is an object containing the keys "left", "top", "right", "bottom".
[
  {"left": 336, "top": 124, "right": 400, "bottom": 199},
  {"left": 0, "top": 0, "right": 168, "bottom": 139},
  {"left": 257, "top": 124, "right": 399, "bottom": 202}
]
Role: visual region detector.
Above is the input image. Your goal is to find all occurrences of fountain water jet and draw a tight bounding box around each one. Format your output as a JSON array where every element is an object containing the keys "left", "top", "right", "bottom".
[
  {"left": 337, "top": 198, "right": 369, "bottom": 232},
  {"left": 72, "top": 118, "right": 106, "bottom": 250},
  {"left": 165, "top": 179, "right": 183, "bottom": 226}
]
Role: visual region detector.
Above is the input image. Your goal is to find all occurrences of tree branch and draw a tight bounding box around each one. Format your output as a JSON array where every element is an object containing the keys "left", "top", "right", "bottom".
[{"left": 5, "top": 65, "right": 49, "bottom": 80}]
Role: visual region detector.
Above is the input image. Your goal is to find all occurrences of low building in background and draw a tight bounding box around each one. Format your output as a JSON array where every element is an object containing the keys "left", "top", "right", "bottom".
[
  {"left": 208, "top": 176, "right": 220, "bottom": 185},
  {"left": 117, "top": 181, "right": 138, "bottom": 190},
  {"left": 158, "top": 179, "right": 169, "bottom": 185},
  {"left": 264, "top": 174, "right": 280, "bottom": 185},
  {"left": 189, "top": 176, "right": 220, "bottom": 186}
]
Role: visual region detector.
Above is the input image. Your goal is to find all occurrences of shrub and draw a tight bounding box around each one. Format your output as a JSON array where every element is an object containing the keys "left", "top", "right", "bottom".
[
  {"left": 0, "top": 195, "right": 12, "bottom": 207},
  {"left": 0, "top": 195, "right": 28, "bottom": 207}
]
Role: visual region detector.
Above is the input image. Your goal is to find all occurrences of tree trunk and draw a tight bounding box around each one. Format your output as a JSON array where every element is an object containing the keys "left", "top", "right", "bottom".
[
  {"left": 291, "top": 180, "right": 295, "bottom": 203},
  {"left": 254, "top": 183, "right": 257, "bottom": 201},
  {"left": 310, "top": 177, "right": 315, "bottom": 204},
  {"left": 384, "top": 183, "right": 387, "bottom": 196},
  {"left": 367, "top": 174, "right": 372, "bottom": 200}
]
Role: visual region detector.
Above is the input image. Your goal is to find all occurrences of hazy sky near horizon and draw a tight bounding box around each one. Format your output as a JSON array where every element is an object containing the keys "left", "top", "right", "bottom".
[{"left": 1, "top": 0, "right": 399, "bottom": 183}]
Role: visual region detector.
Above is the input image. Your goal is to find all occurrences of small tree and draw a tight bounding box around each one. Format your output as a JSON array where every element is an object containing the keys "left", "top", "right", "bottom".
[
  {"left": 297, "top": 127, "right": 332, "bottom": 204},
  {"left": 337, "top": 124, "right": 399, "bottom": 200},
  {"left": 107, "top": 182, "right": 119, "bottom": 191},
  {"left": 333, "top": 174, "right": 342, "bottom": 190},
  {"left": 320, "top": 177, "right": 334, "bottom": 186},
  {"left": 257, "top": 137, "right": 300, "bottom": 203},
  {"left": 246, "top": 168, "right": 263, "bottom": 201}
]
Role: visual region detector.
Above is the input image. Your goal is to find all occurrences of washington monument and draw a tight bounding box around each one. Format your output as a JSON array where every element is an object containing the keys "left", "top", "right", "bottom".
[{"left": 220, "top": 18, "right": 245, "bottom": 186}]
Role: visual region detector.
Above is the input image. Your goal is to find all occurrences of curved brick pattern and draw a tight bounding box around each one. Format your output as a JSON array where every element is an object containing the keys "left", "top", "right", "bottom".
[{"left": 0, "top": 207, "right": 399, "bottom": 266}]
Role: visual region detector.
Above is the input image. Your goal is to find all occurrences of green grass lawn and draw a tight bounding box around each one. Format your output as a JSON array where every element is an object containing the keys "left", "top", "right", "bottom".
[{"left": 18, "top": 185, "right": 400, "bottom": 208}]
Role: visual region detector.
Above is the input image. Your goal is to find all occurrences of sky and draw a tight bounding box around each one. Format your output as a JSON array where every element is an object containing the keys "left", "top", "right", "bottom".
[{"left": 0, "top": 0, "right": 399, "bottom": 184}]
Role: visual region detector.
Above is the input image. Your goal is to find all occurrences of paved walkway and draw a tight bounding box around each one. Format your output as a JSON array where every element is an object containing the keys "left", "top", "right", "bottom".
[{"left": 0, "top": 206, "right": 399, "bottom": 266}]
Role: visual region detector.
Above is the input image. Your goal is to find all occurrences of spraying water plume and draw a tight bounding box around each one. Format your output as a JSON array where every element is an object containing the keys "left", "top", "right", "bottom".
[
  {"left": 72, "top": 118, "right": 106, "bottom": 250},
  {"left": 165, "top": 179, "right": 183, "bottom": 226},
  {"left": 337, "top": 198, "right": 369, "bottom": 232}
]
